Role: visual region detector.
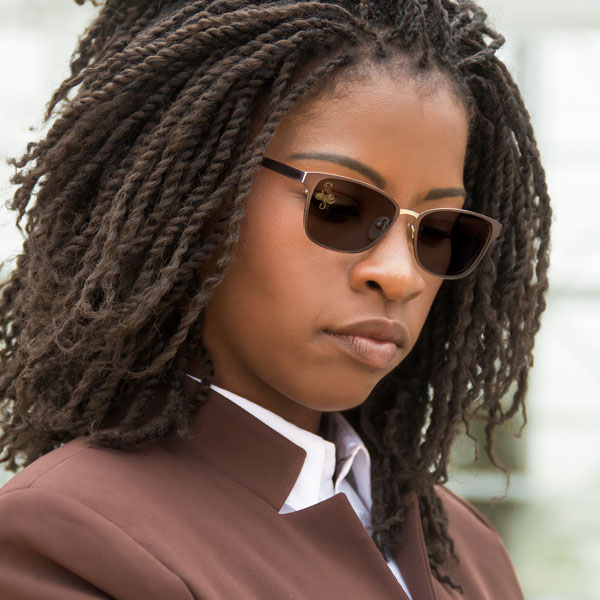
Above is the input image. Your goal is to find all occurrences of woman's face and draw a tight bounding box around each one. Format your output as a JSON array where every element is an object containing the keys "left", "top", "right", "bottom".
[{"left": 196, "top": 70, "right": 469, "bottom": 433}]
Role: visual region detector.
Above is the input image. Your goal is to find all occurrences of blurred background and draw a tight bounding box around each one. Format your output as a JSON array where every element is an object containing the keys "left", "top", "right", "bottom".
[{"left": 0, "top": 1, "right": 598, "bottom": 598}]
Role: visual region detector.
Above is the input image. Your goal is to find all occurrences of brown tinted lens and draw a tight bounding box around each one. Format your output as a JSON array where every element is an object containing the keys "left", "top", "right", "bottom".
[
  {"left": 306, "top": 178, "right": 396, "bottom": 252},
  {"left": 416, "top": 210, "right": 492, "bottom": 276}
]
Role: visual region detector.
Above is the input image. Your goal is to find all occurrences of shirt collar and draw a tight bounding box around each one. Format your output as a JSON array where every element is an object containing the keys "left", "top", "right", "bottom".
[{"left": 326, "top": 411, "right": 372, "bottom": 509}]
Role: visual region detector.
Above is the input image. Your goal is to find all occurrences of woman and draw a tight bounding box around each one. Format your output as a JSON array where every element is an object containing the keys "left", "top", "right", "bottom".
[{"left": 0, "top": 0, "right": 551, "bottom": 598}]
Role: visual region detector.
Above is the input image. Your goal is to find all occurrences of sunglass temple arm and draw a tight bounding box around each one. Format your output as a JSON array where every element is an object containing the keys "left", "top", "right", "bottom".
[{"left": 261, "top": 157, "right": 307, "bottom": 184}]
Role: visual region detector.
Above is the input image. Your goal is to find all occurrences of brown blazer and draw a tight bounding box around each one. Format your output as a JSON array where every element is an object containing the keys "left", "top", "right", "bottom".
[{"left": 0, "top": 388, "right": 524, "bottom": 599}]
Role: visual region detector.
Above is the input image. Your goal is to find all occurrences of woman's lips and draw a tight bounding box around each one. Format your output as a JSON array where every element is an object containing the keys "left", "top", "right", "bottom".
[{"left": 324, "top": 331, "right": 400, "bottom": 369}]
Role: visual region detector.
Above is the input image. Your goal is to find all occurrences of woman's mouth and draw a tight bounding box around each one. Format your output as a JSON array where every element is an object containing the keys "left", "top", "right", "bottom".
[{"left": 324, "top": 331, "right": 400, "bottom": 369}]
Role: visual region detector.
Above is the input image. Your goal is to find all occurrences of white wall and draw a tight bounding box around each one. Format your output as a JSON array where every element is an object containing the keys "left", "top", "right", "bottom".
[{"left": 0, "top": 0, "right": 97, "bottom": 274}]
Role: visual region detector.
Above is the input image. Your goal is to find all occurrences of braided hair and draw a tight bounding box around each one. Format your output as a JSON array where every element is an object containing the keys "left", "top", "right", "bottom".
[{"left": 0, "top": 0, "right": 551, "bottom": 590}]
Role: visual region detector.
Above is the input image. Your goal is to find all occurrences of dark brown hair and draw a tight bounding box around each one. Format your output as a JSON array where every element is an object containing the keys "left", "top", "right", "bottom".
[{"left": 0, "top": 0, "right": 551, "bottom": 591}]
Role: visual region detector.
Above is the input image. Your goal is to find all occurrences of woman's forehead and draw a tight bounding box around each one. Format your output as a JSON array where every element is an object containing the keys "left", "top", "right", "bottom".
[{"left": 265, "top": 72, "right": 468, "bottom": 157}]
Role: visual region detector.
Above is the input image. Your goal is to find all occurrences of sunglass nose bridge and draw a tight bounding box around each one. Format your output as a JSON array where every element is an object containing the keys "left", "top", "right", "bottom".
[{"left": 397, "top": 210, "right": 417, "bottom": 247}]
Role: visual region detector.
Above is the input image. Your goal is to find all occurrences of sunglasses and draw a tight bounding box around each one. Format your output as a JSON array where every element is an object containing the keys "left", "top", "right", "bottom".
[{"left": 260, "top": 157, "right": 502, "bottom": 280}]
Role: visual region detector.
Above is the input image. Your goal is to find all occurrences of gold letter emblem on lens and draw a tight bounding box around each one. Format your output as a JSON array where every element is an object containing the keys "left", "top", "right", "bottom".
[{"left": 316, "top": 181, "right": 335, "bottom": 210}]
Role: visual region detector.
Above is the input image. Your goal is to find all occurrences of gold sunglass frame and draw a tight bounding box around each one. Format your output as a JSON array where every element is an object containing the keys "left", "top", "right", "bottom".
[{"left": 260, "top": 156, "right": 502, "bottom": 280}]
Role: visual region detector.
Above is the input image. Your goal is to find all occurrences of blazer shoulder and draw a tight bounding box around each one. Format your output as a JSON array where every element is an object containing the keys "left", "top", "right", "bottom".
[
  {"left": 433, "top": 485, "right": 525, "bottom": 599},
  {"left": 0, "top": 484, "right": 194, "bottom": 600},
  {"left": 0, "top": 439, "right": 91, "bottom": 494},
  {"left": 435, "top": 484, "right": 497, "bottom": 532},
  {"left": 0, "top": 435, "right": 184, "bottom": 503}
]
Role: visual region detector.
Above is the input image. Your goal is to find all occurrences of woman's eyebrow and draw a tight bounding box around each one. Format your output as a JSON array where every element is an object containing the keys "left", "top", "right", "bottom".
[
  {"left": 286, "top": 151, "right": 386, "bottom": 188},
  {"left": 285, "top": 151, "right": 466, "bottom": 200},
  {"left": 424, "top": 188, "right": 466, "bottom": 200}
]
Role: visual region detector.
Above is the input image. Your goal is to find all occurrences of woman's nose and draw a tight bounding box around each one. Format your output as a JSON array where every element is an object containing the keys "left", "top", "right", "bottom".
[{"left": 348, "top": 218, "right": 427, "bottom": 301}]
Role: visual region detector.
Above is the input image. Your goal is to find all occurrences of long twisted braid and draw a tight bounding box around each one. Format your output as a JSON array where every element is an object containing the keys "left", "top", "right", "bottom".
[{"left": 0, "top": 0, "right": 551, "bottom": 590}]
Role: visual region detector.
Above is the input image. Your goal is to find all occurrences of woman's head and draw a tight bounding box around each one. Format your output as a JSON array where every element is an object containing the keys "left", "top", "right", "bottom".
[
  {"left": 201, "top": 67, "right": 470, "bottom": 432},
  {"left": 0, "top": 0, "right": 551, "bottom": 588}
]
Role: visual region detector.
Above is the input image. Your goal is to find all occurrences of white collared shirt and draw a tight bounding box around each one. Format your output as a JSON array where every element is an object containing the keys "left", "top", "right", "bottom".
[{"left": 187, "top": 376, "right": 413, "bottom": 599}]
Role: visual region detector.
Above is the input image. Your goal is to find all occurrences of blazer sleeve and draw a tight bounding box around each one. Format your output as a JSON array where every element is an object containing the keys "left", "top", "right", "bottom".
[{"left": 0, "top": 486, "right": 194, "bottom": 600}]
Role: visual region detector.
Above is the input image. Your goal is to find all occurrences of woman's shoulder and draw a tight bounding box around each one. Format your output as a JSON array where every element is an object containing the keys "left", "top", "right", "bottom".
[
  {"left": 1, "top": 437, "right": 156, "bottom": 502},
  {"left": 435, "top": 484, "right": 499, "bottom": 534},
  {"left": 0, "top": 440, "right": 196, "bottom": 599},
  {"left": 0, "top": 434, "right": 220, "bottom": 538},
  {"left": 1, "top": 439, "right": 93, "bottom": 494},
  {"left": 0, "top": 433, "right": 223, "bottom": 511},
  {"left": 433, "top": 485, "right": 525, "bottom": 599},
  {"left": 0, "top": 438, "right": 168, "bottom": 550},
  {"left": 0, "top": 430, "right": 252, "bottom": 533}
]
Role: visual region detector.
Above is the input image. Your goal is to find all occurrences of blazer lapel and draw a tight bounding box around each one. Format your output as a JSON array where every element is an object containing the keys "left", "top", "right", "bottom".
[
  {"left": 393, "top": 493, "right": 440, "bottom": 600},
  {"left": 171, "top": 385, "right": 307, "bottom": 511},
  {"left": 281, "top": 493, "right": 412, "bottom": 600}
]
